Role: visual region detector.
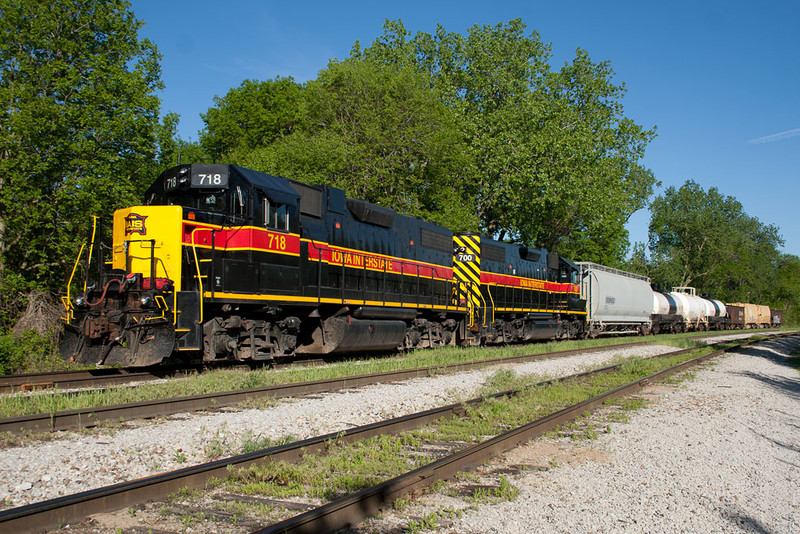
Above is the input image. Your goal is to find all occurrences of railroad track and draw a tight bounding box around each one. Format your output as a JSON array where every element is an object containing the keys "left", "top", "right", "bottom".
[
  {"left": 0, "top": 340, "right": 656, "bottom": 435},
  {"left": 0, "top": 334, "right": 783, "bottom": 533},
  {"left": 0, "top": 330, "right": 778, "bottom": 395},
  {"left": 0, "top": 332, "right": 787, "bottom": 436},
  {"left": 0, "top": 358, "right": 331, "bottom": 394},
  {"left": 0, "top": 332, "right": 785, "bottom": 436},
  {"left": 0, "top": 366, "right": 195, "bottom": 394}
]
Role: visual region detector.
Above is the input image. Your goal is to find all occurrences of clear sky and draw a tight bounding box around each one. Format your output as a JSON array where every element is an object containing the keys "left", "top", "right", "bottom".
[{"left": 130, "top": 0, "right": 800, "bottom": 257}]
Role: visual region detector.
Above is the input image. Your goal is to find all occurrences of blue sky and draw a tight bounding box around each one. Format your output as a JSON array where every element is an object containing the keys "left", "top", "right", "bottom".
[{"left": 130, "top": 0, "right": 800, "bottom": 257}]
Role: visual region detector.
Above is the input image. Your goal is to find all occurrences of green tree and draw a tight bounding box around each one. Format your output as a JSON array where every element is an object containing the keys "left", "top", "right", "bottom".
[
  {"left": 155, "top": 112, "right": 208, "bottom": 169},
  {"left": 648, "top": 180, "right": 783, "bottom": 300},
  {"left": 770, "top": 254, "right": 800, "bottom": 324},
  {"left": 229, "top": 59, "right": 477, "bottom": 230},
  {"left": 200, "top": 77, "right": 305, "bottom": 162},
  {"left": 0, "top": 0, "right": 163, "bottom": 327},
  {"left": 354, "top": 19, "right": 657, "bottom": 263}
]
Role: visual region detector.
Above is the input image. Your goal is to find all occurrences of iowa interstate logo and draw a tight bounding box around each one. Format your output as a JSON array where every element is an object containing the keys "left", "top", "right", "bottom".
[{"left": 124, "top": 213, "right": 148, "bottom": 236}]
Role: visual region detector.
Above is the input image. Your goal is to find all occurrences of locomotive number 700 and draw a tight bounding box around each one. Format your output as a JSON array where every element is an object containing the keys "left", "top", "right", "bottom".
[{"left": 457, "top": 254, "right": 475, "bottom": 262}]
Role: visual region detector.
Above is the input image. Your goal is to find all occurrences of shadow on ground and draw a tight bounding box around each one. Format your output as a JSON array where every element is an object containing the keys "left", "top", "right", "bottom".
[{"left": 731, "top": 336, "right": 800, "bottom": 401}]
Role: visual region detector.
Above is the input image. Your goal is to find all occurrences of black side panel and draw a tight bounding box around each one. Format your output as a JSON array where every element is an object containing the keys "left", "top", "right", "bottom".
[
  {"left": 547, "top": 253, "right": 560, "bottom": 270},
  {"left": 327, "top": 187, "right": 346, "bottom": 214},
  {"left": 519, "top": 247, "right": 541, "bottom": 262},
  {"left": 291, "top": 181, "right": 324, "bottom": 217},
  {"left": 482, "top": 242, "right": 506, "bottom": 263},
  {"left": 176, "top": 291, "right": 201, "bottom": 349},
  {"left": 346, "top": 199, "right": 395, "bottom": 227}
]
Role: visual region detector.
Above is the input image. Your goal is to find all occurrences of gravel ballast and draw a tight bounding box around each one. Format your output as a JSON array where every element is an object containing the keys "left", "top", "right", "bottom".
[
  {"left": 362, "top": 335, "right": 800, "bottom": 533},
  {"left": 1, "top": 334, "right": 797, "bottom": 534},
  {"left": 0, "top": 343, "right": 674, "bottom": 507}
]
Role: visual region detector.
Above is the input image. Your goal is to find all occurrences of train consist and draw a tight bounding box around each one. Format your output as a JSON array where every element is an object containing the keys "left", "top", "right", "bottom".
[
  {"left": 577, "top": 262, "right": 781, "bottom": 337},
  {"left": 59, "top": 164, "right": 780, "bottom": 367}
]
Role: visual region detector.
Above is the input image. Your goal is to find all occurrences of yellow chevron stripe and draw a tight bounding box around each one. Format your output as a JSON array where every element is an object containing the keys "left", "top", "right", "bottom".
[
  {"left": 454, "top": 265, "right": 480, "bottom": 285},
  {"left": 454, "top": 236, "right": 480, "bottom": 257}
]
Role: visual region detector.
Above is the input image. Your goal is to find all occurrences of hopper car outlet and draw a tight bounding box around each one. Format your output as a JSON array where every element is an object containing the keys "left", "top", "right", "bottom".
[{"left": 60, "top": 165, "right": 779, "bottom": 367}]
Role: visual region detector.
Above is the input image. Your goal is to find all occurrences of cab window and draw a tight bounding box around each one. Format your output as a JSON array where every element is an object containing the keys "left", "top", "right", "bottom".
[
  {"left": 232, "top": 186, "right": 248, "bottom": 217},
  {"left": 200, "top": 192, "right": 227, "bottom": 213},
  {"left": 264, "top": 199, "right": 289, "bottom": 231}
]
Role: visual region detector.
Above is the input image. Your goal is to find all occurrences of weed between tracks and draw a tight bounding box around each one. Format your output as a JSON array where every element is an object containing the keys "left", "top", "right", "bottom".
[
  {"left": 0, "top": 335, "right": 706, "bottom": 419},
  {"left": 216, "top": 346, "right": 715, "bottom": 517}
]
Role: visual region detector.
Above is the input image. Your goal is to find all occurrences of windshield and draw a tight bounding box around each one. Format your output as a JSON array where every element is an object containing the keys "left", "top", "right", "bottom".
[{"left": 148, "top": 191, "right": 229, "bottom": 214}]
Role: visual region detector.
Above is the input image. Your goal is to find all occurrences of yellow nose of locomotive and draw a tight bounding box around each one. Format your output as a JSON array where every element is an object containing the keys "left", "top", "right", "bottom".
[{"left": 112, "top": 205, "right": 183, "bottom": 289}]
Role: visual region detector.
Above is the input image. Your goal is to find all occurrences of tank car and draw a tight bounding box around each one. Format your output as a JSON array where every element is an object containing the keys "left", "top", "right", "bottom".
[
  {"left": 703, "top": 296, "right": 728, "bottom": 330},
  {"left": 651, "top": 290, "right": 685, "bottom": 334},
  {"left": 669, "top": 287, "right": 710, "bottom": 331},
  {"left": 576, "top": 262, "right": 652, "bottom": 337}
]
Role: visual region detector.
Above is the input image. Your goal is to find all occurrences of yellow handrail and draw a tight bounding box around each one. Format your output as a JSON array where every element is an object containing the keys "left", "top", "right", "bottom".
[
  {"left": 83, "top": 215, "right": 99, "bottom": 292},
  {"left": 190, "top": 227, "right": 205, "bottom": 326},
  {"left": 64, "top": 242, "right": 87, "bottom": 313}
]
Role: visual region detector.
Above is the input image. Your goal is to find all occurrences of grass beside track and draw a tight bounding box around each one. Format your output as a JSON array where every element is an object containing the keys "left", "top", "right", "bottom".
[
  {"left": 214, "top": 342, "right": 724, "bottom": 513},
  {"left": 0, "top": 333, "right": 723, "bottom": 419}
]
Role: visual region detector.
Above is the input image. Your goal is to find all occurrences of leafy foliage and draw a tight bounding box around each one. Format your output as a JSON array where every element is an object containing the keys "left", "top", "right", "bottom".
[
  {"left": 770, "top": 255, "right": 800, "bottom": 324},
  {"left": 647, "top": 180, "right": 783, "bottom": 302},
  {"left": 198, "top": 19, "right": 657, "bottom": 260},
  {"left": 0, "top": 0, "right": 163, "bottom": 300},
  {"left": 352, "top": 19, "right": 658, "bottom": 262},
  {"left": 201, "top": 77, "right": 305, "bottom": 161},
  {"left": 210, "top": 60, "right": 477, "bottom": 230}
]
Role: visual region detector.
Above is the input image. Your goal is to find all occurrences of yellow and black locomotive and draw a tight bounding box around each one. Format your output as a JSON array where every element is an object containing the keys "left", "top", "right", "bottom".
[{"left": 61, "top": 164, "right": 586, "bottom": 367}]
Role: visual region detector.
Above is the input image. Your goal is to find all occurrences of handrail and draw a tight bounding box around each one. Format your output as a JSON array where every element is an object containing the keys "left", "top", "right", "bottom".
[
  {"left": 310, "top": 243, "right": 467, "bottom": 312},
  {"left": 485, "top": 283, "right": 495, "bottom": 325},
  {"left": 64, "top": 242, "right": 87, "bottom": 314},
  {"left": 190, "top": 228, "right": 205, "bottom": 326},
  {"left": 84, "top": 215, "right": 99, "bottom": 292}
]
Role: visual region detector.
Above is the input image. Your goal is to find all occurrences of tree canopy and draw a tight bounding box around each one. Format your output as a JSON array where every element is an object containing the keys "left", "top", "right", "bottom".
[
  {"left": 0, "top": 0, "right": 164, "bottom": 317},
  {"left": 646, "top": 180, "right": 784, "bottom": 304},
  {"left": 206, "top": 59, "right": 477, "bottom": 231},
  {"left": 200, "top": 19, "right": 658, "bottom": 263},
  {"left": 349, "top": 19, "right": 658, "bottom": 263}
]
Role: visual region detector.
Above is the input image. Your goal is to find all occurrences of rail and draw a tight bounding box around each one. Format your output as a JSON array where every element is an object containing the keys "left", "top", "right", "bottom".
[
  {"left": 0, "top": 340, "right": 659, "bottom": 435},
  {"left": 0, "top": 335, "right": 780, "bottom": 532}
]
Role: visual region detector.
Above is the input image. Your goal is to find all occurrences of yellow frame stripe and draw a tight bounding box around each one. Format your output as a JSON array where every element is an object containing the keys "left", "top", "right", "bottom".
[{"left": 202, "top": 291, "right": 468, "bottom": 312}]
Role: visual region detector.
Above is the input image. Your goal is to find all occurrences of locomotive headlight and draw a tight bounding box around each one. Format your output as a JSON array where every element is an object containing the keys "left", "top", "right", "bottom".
[
  {"left": 140, "top": 294, "right": 154, "bottom": 307},
  {"left": 74, "top": 295, "right": 87, "bottom": 308}
]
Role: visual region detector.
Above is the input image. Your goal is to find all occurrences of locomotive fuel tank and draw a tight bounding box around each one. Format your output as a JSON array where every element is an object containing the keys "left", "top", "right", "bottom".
[{"left": 577, "top": 262, "right": 652, "bottom": 336}]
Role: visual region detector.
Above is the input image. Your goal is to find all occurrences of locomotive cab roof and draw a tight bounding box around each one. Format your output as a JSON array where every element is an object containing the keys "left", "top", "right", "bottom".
[{"left": 147, "top": 164, "right": 300, "bottom": 206}]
